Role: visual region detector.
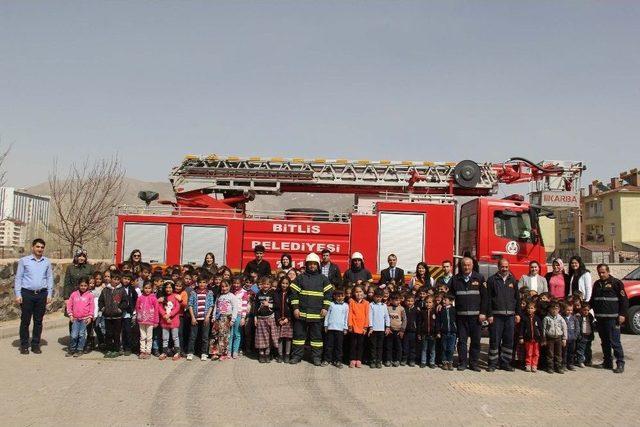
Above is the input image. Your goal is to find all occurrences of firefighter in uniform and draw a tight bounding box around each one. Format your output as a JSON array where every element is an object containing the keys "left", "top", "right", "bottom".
[
  {"left": 589, "top": 263, "right": 628, "bottom": 373},
  {"left": 450, "top": 256, "right": 487, "bottom": 371},
  {"left": 486, "top": 258, "right": 519, "bottom": 372},
  {"left": 290, "top": 253, "right": 334, "bottom": 365}
]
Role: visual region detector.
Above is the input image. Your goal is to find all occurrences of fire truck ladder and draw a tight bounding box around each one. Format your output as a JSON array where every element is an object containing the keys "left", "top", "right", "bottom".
[{"left": 170, "top": 155, "right": 502, "bottom": 197}]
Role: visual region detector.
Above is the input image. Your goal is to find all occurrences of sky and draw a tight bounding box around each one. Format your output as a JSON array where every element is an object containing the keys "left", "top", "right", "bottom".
[{"left": 1, "top": 1, "right": 639, "bottom": 190}]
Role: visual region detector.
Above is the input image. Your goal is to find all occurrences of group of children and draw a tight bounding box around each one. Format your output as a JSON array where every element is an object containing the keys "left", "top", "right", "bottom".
[{"left": 63, "top": 262, "right": 596, "bottom": 375}]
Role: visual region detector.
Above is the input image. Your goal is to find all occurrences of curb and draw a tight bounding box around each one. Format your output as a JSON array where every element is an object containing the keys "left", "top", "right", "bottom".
[{"left": 0, "top": 315, "right": 69, "bottom": 340}]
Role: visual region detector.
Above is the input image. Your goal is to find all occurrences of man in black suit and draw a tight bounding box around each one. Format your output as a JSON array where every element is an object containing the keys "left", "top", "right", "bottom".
[{"left": 379, "top": 254, "right": 405, "bottom": 286}]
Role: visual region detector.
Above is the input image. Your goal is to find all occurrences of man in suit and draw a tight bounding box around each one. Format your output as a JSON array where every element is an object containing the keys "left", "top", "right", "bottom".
[{"left": 379, "top": 254, "right": 405, "bottom": 286}]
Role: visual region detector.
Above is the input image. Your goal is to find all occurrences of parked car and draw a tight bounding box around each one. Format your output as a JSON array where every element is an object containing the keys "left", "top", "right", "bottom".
[{"left": 622, "top": 266, "right": 640, "bottom": 335}]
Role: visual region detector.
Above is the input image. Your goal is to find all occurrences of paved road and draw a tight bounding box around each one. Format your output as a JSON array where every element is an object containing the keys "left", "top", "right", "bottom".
[{"left": 1, "top": 324, "right": 639, "bottom": 426}]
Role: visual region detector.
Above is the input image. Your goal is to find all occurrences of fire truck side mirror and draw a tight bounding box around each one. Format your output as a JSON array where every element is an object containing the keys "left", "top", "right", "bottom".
[
  {"left": 138, "top": 191, "right": 160, "bottom": 206},
  {"left": 453, "top": 160, "right": 481, "bottom": 188}
]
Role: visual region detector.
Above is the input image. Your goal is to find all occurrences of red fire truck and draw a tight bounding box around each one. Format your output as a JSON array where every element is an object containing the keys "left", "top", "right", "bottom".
[{"left": 114, "top": 156, "right": 584, "bottom": 279}]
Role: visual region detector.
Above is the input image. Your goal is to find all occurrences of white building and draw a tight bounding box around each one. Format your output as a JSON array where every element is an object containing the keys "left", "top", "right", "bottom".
[
  {"left": 0, "top": 187, "right": 50, "bottom": 228},
  {"left": 0, "top": 218, "right": 26, "bottom": 248}
]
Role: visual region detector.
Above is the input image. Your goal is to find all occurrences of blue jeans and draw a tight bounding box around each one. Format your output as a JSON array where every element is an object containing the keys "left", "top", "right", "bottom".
[
  {"left": 421, "top": 336, "right": 436, "bottom": 365},
  {"left": 230, "top": 315, "right": 242, "bottom": 355},
  {"left": 442, "top": 333, "right": 457, "bottom": 363},
  {"left": 70, "top": 319, "right": 88, "bottom": 352}
]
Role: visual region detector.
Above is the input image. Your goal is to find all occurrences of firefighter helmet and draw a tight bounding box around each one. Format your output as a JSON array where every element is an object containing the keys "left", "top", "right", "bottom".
[
  {"left": 351, "top": 252, "right": 364, "bottom": 260},
  {"left": 305, "top": 253, "right": 321, "bottom": 264}
]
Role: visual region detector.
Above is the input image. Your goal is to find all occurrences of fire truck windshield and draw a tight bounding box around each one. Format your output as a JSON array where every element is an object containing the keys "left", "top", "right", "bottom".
[{"left": 493, "top": 210, "right": 536, "bottom": 243}]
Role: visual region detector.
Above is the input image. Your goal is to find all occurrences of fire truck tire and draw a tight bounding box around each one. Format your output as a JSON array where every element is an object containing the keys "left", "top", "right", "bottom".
[{"left": 626, "top": 305, "right": 640, "bottom": 335}]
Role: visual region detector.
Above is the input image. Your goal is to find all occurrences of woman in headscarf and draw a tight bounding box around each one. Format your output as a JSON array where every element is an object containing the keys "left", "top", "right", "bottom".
[
  {"left": 63, "top": 248, "right": 95, "bottom": 336},
  {"left": 545, "top": 258, "right": 569, "bottom": 299},
  {"left": 278, "top": 253, "right": 294, "bottom": 275}
]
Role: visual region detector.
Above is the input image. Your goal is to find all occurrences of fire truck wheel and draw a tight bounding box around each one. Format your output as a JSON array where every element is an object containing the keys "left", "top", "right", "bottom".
[{"left": 627, "top": 305, "right": 640, "bottom": 335}]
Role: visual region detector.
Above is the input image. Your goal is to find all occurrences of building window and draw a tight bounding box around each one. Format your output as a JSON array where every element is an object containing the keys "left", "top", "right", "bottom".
[
  {"left": 610, "top": 223, "right": 616, "bottom": 236},
  {"left": 609, "top": 199, "right": 614, "bottom": 211}
]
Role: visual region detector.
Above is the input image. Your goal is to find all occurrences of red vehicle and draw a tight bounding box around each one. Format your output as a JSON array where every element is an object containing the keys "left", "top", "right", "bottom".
[
  {"left": 622, "top": 267, "right": 640, "bottom": 335},
  {"left": 115, "top": 155, "right": 584, "bottom": 280}
]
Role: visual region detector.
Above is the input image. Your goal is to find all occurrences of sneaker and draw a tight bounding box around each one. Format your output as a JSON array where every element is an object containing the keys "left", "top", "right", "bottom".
[
  {"left": 275, "top": 355, "right": 282, "bottom": 363},
  {"left": 201, "top": 354, "right": 208, "bottom": 361},
  {"left": 577, "top": 362, "right": 585, "bottom": 368},
  {"left": 392, "top": 361, "right": 400, "bottom": 367},
  {"left": 370, "top": 362, "right": 377, "bottom": 369},
  {"left": 172, "top": 353, "right": 181, "bottom": 361},
  {"left": 487, "top": 366, "right": 496, "bottom": 372},
  {"left": 408, "top": 361, "right": 415, "bottom": 367},
  {"left": 73, "top": 351, "right": 82, "bottom": 358},
  {"left": 567, "top": 365, "right": 575, "bottom": 371},
  {"left": 613, "top": 365, "right": 625, "bottom": 374},
  {"left": 321, "top": 361, "right": 330, "bottom": 366},
  {"left": 532, "top": 366, "right": 537, "bottom": 373},
  {"left": 457, "top": 365, "right": 466, "bottom": 371},
  {"left": 448, "top": 363, "right": 454, "bottom": 371},
  {"left": 283, "top": 355, "right": 290, "bottom": 363},
  {"left": 546, "top": 368, "right": 554, "bottom": 374},
  {"left": 420, "top": 363, "right": 427, "bottom": 368},
  {"left": 355, "top": 360, "right": 362, "bottom": 368},
  {"left": 159, "top": 353, "right": 167, "bottom": 360},
  {"left": 502, "top": 365, "right": 515, "bottom": 372},
  {"left": 186, "top": 354, "right": 194, "bottom": 361},
  {"left": 470, "top": 365, "right": 482, "bottom": 372},
  {"left": 20, "top": 347, "right": 29, "bottom": 355},
  {"left": 289, "top": 357, "right": 301, "bottom": 364},
  {"left": 138, "top": 353, "right": 145, "bottom": 360},
  {"left": 400, "top": 360, "right": 406, "bottom": 366},
  {"left": 442, "top": 364, "right": 449, "bottom": 371},
  {"left": 556, "top": 368, "right": 565, "bottom": 374},
  {"left": 231, "top": 353, "right": 238, "bottom": 359},
  {"left": 152, "top": 350, "right": 161, "bottom": 357},
  {"left": 429, "top": 364, "right": 436, "bottom": 369},
  {"left": 123, "top": 350, "right": 132, "bottom": 357},
  {"left": 313, "top": 359, "right": 322, "bottom": 367},
  {"left": 384, "top": 361, "right": 392, "bottom": 367},
  {"left": 31, "top": 346, "right": 42, "bottom": 354},
  {"left": 334, "top": 361, "right": 343, "bottom": 369},
  {"left": 376, "top": 361, "right": 383, "bottom": 369},
  {"left": 66, "top": 351, "right": 74, "bottom": 357},
  {"left": 525, "top": 365, "right": 531, "bottom": 372},
  {"left": 349, "top": 361, "right": 356, "bottom": 368}
]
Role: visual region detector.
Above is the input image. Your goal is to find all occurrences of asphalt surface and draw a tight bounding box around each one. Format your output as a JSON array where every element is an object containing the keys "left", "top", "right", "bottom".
[{"left": 2, "top": 323, "right": 639, "bottom": 426}]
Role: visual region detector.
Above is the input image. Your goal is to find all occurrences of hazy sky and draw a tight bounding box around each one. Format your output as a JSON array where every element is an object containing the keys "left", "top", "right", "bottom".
[{"left": 1, "top": 1, "right": 639, "bottom": 189}]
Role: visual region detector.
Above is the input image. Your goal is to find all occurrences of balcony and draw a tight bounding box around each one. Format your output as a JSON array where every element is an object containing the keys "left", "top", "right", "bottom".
[{"left": 586, "top": 234, "right": 605, "bottom": 243}]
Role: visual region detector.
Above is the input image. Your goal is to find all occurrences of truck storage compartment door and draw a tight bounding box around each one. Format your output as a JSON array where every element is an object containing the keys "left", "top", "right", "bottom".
[
  {"left": 378, "top": 212, "right": 425, "bottom": 274},
  {"left": 123, "top": 223, "right": 167, "bottom": 264},
  {"left": 181, "top": 225, "right": 227, "bottom": 266}
]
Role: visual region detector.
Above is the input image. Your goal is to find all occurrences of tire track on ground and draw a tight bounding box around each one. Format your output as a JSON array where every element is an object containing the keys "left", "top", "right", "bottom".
[
  {"left": 329, "top": 365, "right": 391, "bottom": 426},
  {"left": 301, "top": 363, "right": 354, "bottom": 425},
  {"left": 150, "top": 361, "right": 191, "bottom": 426}
]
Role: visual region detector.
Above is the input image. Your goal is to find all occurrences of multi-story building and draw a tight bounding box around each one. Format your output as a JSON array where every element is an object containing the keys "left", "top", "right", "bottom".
[
  {"left": 551, "top": 168, "right": 640, "bottom": 263},
  {"left": 0, "top": 187, "right": 50, "bottom": 227},
  {"left": 0, "top": 188, "right": 50, "bottom": 254},
  {"left": 0, "top": 218, "right": 26, "bottom": 248},
  {"left": 582, "top": 169, "right": 640, "bottom": 262}
]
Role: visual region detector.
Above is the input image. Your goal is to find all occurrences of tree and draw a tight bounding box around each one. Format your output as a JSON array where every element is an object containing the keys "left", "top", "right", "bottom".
[
  {"left": 0, "top": 145, "right": 10, "bottom": 187},
  {"left": 49, "top": 157, "right": 126, "bottom": 256}
]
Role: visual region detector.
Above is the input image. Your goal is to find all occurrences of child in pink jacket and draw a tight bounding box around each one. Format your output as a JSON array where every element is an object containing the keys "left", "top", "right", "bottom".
[
  {"left": 66, "top": 278, "right": 95, "bottom": 357},
  {"left": 159, "top": 281, "right": 182, "bottom": 360},
  {"left": 136, "top": 282, "right": 160, "bottom": 359}
]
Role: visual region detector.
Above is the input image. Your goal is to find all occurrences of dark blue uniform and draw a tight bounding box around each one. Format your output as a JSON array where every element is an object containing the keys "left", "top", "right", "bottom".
[
  {"left": 486, "top": 272, "right": 519, "bottom": 369},
  {"left": 589, "top": 276, "right": 628, "bottom": 369},
  {"left": 449, "top": 272, "right": 487, "bottom": 369}
]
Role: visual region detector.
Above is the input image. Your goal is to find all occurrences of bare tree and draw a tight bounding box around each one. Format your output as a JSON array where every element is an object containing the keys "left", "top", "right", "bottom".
[
  {"left": 49, "top": 157, "right": 126, "bottom": 256},
  {"left": 0, "top": 145, "right": 11, "bottom": 187}
]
